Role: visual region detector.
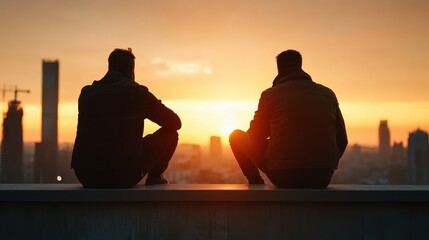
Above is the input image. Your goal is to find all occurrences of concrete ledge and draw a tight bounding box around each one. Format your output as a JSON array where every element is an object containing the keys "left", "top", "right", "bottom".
[
  {"left": 1, "top": 184, "right": 429, "bottom": 239},
  {"left": 1, "top": 184, "right": 429, "bottom": 202}
]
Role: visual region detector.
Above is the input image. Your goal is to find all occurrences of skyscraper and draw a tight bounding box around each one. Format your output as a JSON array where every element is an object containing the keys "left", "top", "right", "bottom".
[
  {"left": 378, "top": 120, "right": 391, "bottom": 158},
  {"left": 408, "top": 129, "right": 429, "bottom": 184},
  {"left": 34, "top": 60, "right": 59, "bottom": 183},
  {"left": 0, "top": 100, "right": 24, "bottom": 183}
]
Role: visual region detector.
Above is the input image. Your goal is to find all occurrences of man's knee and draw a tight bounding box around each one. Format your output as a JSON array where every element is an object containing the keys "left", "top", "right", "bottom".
[
  {"left": 158, "top": 127, "right": 179, "bottom": 143},
  {"left": 229, "top": 129, "right": 246, "bottom": 145}
]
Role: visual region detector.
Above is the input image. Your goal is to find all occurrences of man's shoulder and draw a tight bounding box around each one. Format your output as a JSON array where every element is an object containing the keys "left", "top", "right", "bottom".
[
  {"left": 132, "top": 82, "right": 149, "bottom": 92},
  {"left": 81, "top": 80, "right": 149, "bottom": 92},
  {"left": 313, "top": 82, "right": 337, "bottom": 98},
  {"left": 80, "top": 84, "right": 94, "bottom": 93},
  {"left": 117, "top": 80, "right": 149, "bottom": 93},
  {"left": 261, "top": 80, "right": 338, "bottom": 101}
]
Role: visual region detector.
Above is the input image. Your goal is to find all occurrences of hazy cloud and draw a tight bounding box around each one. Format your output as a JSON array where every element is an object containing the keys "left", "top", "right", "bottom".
[{"left": 152, "top": 58, "right": 212, "bottom": 77}]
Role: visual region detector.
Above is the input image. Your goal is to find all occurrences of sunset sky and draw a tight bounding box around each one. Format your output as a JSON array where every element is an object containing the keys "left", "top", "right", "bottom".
[{"left": 1, "top": 0, "right": 428, "bottom": 147}]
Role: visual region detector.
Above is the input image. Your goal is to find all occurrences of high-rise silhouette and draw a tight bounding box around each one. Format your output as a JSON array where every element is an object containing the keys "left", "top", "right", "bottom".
[
  {"left": 378, "top": 120, "right": 391, "bottom": 158},
  {"left": 408, "top": 129, "right": 429, "bottom": 184},
  {"left": 35, "top": 60, "right": 59, "bottom": 183},
  {"left": 0, "top": 87, "right": 30, "bottom": 183},
  {"left": 1, "top": 100, "right": 24, "bottom": 182}
]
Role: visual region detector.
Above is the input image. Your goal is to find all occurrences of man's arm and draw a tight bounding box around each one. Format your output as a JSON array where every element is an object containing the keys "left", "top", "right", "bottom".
[
  {"left": 143, "top": 90, "right": 181, "bottom": 131},
  {"left": 247, "top": 92, "right": 270, "bottom": 141},
  {"left": 336, "top": 105, "right": 348, "bottom": 157}
]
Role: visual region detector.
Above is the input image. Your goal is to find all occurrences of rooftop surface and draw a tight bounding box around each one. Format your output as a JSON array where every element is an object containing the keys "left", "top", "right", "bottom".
[{"left": 1, "top": 184, "right": 429, "bottom": 202}]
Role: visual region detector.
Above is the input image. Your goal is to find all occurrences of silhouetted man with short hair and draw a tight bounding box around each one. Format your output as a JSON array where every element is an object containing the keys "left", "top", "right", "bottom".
[
  {"left": 72, "top": 48, "right": 181, "bottom": 188},
  {"left": 229, "top": 50, "right": 347, "bottom": 188}
]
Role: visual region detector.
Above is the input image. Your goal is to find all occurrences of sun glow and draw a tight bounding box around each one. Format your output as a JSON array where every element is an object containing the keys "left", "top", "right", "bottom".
[
  {"left": 135, "top": 100, "right": 257, "bottom": 145},
  {"left": 201, "top": 101, "right": 251, "bottom": 140},
  {"left": 221, "top": 116, "right": 237, "bottom": 137}
]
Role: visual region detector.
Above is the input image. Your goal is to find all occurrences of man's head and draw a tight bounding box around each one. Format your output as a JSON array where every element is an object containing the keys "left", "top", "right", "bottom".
[
  {"left": 108, "top": 48, "right": 135, "bottom": 79},
  {"left": 276, "top": 50, "right": 302, "bottom": 74}
]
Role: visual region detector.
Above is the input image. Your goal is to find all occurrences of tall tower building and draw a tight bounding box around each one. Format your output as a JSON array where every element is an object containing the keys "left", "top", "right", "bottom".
[
  {"left": 35, "top": 60, "right": 59, "bottom": 183},
  {"left": 408, "top": 129, "right": 429, "bottom": 184},
  {"left": 41, "top": 60, "right": 59, "bottom": 148},
  {"left": 0, "top": 100, "right": 24, "bottom": 183},
  {"left": 378, "top": 120, "right": 391, "bottom": 158}
]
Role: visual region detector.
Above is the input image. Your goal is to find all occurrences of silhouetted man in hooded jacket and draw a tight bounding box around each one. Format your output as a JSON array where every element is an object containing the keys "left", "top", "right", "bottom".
[
  {"left": 72, "top": 48, "right": 181, "bottom": 188},
  {"left": 229, "top": 50, "right": 347, "bottom": 188}
]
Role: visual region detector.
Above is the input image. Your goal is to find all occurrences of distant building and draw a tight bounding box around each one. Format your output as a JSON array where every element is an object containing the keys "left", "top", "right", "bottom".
[
  {"left": 378, "top": 120, "right": 391, "bottom": 158},
  {"left": 210, "top": 136, "right": 222, "bottom": 160},
  {"left": 0, "top": 100, "right": 24, "bottom": 183},
  {"left": 391, "top": 141, "right": 406, "bottom": 164},
  {"left": 34, "top": 60, "right": 59, "bottom": 183},
  {"left": 351, "top": 144, "right": 362, "bottom": 155},
  {"left": 387, "top": 141, "right": 408, "bottom": 184},
  {"left": 21, "top": 143, "right": 36, "bottom": 182},
  {"left": 408, "top": 129, "right": 429, "bottom": 184},
  {"left": 164, "top": 144, "right": 201, "bottom": 183}
]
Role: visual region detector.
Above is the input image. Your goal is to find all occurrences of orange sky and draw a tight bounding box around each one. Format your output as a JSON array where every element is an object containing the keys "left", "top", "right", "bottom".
[{"left": 1, "top": 1, "right": 429, "bottom": 147}]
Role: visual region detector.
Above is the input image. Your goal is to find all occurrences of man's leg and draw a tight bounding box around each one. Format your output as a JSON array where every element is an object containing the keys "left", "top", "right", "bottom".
[
  {"left": 229, "top": 129, "right": 267, "bottom": 184},
  {"left": 267, "top": 168, "right": 334, "bottom": 189},
  {"left": 74, "top": 167, "right": 142, "bottom": 188},
  {"left": 141, "top": 127, "right": 179, "bottom": 185}
]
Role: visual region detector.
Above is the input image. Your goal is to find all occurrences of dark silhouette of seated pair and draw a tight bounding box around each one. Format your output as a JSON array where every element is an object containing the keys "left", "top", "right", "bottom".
[{"left": 71, "top": 48, "right": 348, "bottom": 189}]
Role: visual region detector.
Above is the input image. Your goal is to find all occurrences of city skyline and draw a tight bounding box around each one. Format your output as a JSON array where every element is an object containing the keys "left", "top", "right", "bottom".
[
  {"left": 3, "top": 97, "right": 429, "bottom": 147},
  {"left": 1, "top": 1, "right": 429, "bottom": 146}
]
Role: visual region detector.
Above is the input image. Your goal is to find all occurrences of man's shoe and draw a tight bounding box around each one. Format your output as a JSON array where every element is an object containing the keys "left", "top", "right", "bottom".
[
  {"left": 248, "top": 178, "right": 265, "bottom": 184},
  {"left": 145, "top": 174, "right": 169, "bottom": 185}
]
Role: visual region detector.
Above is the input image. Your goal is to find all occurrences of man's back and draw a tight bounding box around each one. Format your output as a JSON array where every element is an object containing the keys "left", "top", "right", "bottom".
[
  {"left": 252, "top": 69, "right": 347, "bottom": 170},
  {"left": 265, "top": 76, "right": 344, "bottom": 169},
  {"left": 72, "top": 70, "right": 180, "bottom": 172}
]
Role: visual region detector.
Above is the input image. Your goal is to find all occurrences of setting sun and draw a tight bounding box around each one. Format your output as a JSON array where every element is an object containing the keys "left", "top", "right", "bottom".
[{"left": 221, "top": 117, "right": 237, "bottom": 137}]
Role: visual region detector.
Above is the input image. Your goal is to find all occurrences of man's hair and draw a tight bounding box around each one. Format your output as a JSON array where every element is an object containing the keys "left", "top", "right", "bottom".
[
  {"left": 108, "top": 48, "right": 135, "bottom": 75},
  {"left": 276, "top": 50, "right": 302, "bottom": 71}
]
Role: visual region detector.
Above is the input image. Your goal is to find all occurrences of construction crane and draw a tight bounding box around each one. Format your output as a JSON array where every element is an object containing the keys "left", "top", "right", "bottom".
[
  {"left": 1, "top": 85, "right": 30, "bottom": 102},
  {"left": 1, "top": 85, "right": 30, "bottom": 115}
]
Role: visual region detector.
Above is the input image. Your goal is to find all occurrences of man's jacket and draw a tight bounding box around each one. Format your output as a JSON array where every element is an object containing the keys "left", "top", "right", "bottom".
[
  {"left": 71, "top": 70, "right": 181, "bottom": 171},
  {"left": 248, "top": 69, "right": 348, "bottom": 170}
]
